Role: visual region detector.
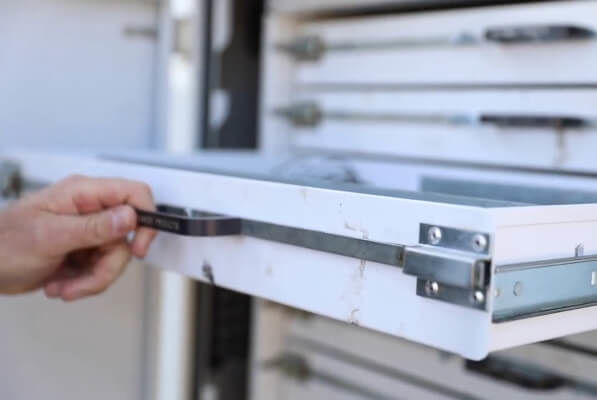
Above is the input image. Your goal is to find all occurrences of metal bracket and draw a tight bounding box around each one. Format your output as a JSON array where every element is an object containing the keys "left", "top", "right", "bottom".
[{"left": 404, "top": 224, "right": 492, "bottom": 310}]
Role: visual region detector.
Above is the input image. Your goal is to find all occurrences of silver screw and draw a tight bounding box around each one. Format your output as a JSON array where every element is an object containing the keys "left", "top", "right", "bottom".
[
  {"left": 428, "top": 227, "right": 443, "bottom": 245},
  {"left": 494, "top": 288, "right": 501, "bottom": 298},
  {"left": 472, "top": 234, "right": 488, "bottom": 252},
  {"left": 513, "top": 281, "right": 523, "bottom": 296},
  {"left": 472, "top": 290, "right": 485, "bottom": 304},
  {"left": 425, "top": 281, "right": 440, "bottom": 296}
]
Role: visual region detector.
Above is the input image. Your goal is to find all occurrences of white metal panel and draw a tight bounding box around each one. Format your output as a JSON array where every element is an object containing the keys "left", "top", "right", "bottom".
[
  {"left": 0, "top": 0, "right": 158, "bottom": 149},
  {"left": 294, "top": 1, "right": 597, "bottom": 85},
  {"left": 0, "top": 262, "right": 146, "bottom": 400}
]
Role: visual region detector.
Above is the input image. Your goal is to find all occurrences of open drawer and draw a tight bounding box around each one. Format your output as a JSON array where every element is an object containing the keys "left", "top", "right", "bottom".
[{"left": 3, "top": 149, "right": 597, "bottom": 360}]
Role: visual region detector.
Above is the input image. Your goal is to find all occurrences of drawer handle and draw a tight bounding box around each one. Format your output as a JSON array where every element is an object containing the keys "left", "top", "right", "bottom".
[
  {"left": 485, "top": 24, "right": 595, "bottom": 44},
  {"left": 136, "top": 205, "right": 242, "bottom": 236},
  {"left": 480, "top": 114, "right": 592, "bottom": 130},
  {"left": 276, "top": 103, "right": 594, "bottom": 130},
  {"left": 279, "top": 24, "right": 594, "bottom": 61}
]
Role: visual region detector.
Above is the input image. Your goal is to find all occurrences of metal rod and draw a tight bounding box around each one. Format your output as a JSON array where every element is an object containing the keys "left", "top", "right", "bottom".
[{"left": 242, "top": 220, "right": 404, "bottom": 267}]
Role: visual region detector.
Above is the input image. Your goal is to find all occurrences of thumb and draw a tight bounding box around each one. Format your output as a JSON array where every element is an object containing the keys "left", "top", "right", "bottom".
[{"left": 57, "top": 205, "right": 137, "bottom": 252}]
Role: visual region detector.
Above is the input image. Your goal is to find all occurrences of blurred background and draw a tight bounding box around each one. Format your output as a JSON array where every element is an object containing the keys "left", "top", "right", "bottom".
[{"left": 3, "top": 1, "right": 597, "bottom": 400}]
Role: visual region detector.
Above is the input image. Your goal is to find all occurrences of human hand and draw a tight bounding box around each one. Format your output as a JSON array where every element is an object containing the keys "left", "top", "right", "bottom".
[{"left": 0, "top": 175, "right": 157, "bottom": 301}]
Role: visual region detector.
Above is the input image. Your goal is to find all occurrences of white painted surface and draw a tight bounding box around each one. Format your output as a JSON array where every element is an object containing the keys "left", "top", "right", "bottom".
[
  {"left": 0, "top": 263, "right": 146, "bottom": 400},
  {"left": 295, "top": 1, "right": 597, "bottom": 85},
  {"left": 0, "top": 0, "right": 157, "bottom": 148}
]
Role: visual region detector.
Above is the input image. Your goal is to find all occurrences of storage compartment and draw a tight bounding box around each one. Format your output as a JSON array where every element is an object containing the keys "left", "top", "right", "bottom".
[
  {"left": 253, "top": 304, "right": 597, "bottom": 400},
  {"left": 261, "top": 2, "right": 597, "bottom": 172},
  {"left": 286, "top": 1, "right": 597, "bottom": 85}
]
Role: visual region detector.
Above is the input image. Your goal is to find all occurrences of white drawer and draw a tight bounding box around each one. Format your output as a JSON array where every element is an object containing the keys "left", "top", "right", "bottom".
[
  {"left": 279, "top": 89, "right": 597, "bottom": 170},
  {"left": 5, "top": 149, "right": 597, "bottom": 360},
  {"left": 284, "top": 1, "right": 597, "bottom": 85}
]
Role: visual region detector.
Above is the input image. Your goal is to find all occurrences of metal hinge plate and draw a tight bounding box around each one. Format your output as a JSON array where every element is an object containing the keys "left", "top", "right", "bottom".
[{"left": 403, "top": 224, "right": 492, "bottom": 311}]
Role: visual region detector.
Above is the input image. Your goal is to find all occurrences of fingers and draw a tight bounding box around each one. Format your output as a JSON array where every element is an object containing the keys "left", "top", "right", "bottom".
[
  {"left": 51, "top": 205, "right": 137, "bottom": 254},
  {"left": 131, "top": 227, "right": 158, "bottom": 258},
  {"left": 60, "top": 175, "right": 155, "bottom": 213},
  {"left": 59, "top": 175, "right": 157, "bottom": 258},
  {"left": 44, "top": 241, "right": 132, "bottom": 301}
]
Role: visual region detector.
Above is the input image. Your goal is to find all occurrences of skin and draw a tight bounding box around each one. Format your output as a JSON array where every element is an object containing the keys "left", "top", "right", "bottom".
[{"left": 0, "top": 175, "right": 157, "bottom": 301}]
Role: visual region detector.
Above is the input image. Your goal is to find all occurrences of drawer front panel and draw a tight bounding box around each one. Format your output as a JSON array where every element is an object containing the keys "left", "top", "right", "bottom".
[
  {"left": 284, "top": 89, "right": 597, "bottom": 170},
  {"left": 291, "top": 2, "right": 597, "bottom": 85}
]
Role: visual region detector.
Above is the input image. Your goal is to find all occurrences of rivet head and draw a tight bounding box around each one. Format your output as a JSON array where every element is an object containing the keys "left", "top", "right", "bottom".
[
  {"left": 472, "top": 290, "right": 485, "bottom": 304},
  {"left": 513, "top": 281, "right": 523, "bottom": 296},
  {"left": 472, "top": 234, "right": 488, "bottom": 252},
  {"left": 428, "top": 227, "right": 443, "bottom": 245},
  {"left": 425, "top": 281, "right": 440, "bottom": 296}
]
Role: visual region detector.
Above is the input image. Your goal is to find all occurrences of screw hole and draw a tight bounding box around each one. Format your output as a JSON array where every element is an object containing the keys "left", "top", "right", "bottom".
[{"left": 425, "top": 281, "right": 440, "bottom": 296}]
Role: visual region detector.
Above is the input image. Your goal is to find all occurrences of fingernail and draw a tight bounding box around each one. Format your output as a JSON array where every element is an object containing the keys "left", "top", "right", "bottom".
[
  {"left": 45, "top": 282, "right": 62, "bottom": 297},
  {"left": 112, "top": 206, "right": 134, "bottom": 235}
]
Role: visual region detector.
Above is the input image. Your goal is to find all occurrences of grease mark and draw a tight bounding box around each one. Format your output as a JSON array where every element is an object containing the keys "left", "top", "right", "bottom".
[{"left": 202, "top": 264, "right": 215, "bottom": 285}]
